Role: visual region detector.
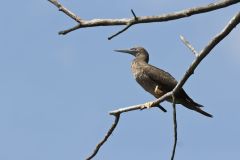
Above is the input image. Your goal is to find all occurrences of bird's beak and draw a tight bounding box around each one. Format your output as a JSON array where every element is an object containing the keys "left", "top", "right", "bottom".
[{"left": 114, "top": 49, "right": 136, "bottom": 55}]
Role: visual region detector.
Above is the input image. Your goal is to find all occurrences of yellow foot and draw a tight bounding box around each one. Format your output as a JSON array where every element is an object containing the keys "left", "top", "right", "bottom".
[
  {"left": 141, "top": 102, "right": 154, "bottom": 110},
  {"left": 154, "top": 85, "right": 159, "bottom": 93}
]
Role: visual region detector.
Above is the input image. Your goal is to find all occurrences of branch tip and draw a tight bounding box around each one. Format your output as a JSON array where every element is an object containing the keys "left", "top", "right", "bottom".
[
  {"left": 108, "top": 23, "right": 133, "bottom": 40},
  {"left": 48, "top": 0, "right": 82, "bottom": 23},
  {"left": 49, "top": 0, "right": 240, "bottom": 35},
  {"left": 48, "top": 0, "right": 240, "bottom": 159},
  {"left": 85, "top": 113, "right": 120, "bottom": 160},
  {"left": 131, "top": 9, "right": 138, "bottom": 20},
  {"left": 180, "top": 35, "right": 198, "bottom": 56},
  {"left": 157, "top": 104, "right": 167, "bottom": 112},
  {"left": 171, "top": 95, "right": 178, "bottom": 160}
]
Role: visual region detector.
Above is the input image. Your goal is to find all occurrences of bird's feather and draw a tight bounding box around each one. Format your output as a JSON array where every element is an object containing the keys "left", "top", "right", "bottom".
[
  {"left": 145, "top": 64, "right": 204, "bottom": 107},
  {"left": 145, "top": 64, "right": 178, "bottom": 92}
]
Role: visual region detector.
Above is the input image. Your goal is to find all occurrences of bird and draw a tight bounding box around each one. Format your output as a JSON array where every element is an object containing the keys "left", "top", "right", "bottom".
[{"left": 115, "top": 46, "right": 212, "bottom": 118}]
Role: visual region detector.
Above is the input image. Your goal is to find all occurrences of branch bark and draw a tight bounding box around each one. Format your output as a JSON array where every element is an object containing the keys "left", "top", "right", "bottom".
[
  {"left": 86, "top": 114, "right": 120, "bottom": 160},
  {"left": 85, "top": 12, "right": 240, "bottom": 160},
  {"left": 180, "top": 35, "right": 199, "bottom": 56},
  {"left": 173, "top": 11, "right": 240, "bottom": 94},
  {"left": 48, "top": 0, "right": 82, "bottom": 23},
  {"left": 48, "top": 0, "right": 240, "bottom": 39},
  {"left": 171, "top": 95, "right": 177, "bottom": 160}
]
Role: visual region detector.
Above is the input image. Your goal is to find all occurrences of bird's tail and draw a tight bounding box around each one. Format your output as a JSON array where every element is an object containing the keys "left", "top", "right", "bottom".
[
  {"left": 191, "top": 105, "right": 213, "bottom": 118},
  {"left": 181, "top": 99, "right": 213, "bottom": 118}
]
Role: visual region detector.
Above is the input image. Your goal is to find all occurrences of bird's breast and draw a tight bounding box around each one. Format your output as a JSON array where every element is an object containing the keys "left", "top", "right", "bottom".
[
  {"left": 131, "top": 61, "right": 166, "bottom": 98},
  {"left": 131, "top": 61, "right": 143, "bottom": 78}
]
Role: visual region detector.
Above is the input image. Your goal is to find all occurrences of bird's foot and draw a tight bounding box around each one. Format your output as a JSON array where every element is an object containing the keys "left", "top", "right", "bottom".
[{"left": 141, "top": 102, "right": 154, "bottom": 110}]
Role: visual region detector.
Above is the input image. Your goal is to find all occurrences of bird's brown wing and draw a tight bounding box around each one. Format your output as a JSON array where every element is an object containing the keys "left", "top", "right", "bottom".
[
  {"left": 145, "top": 64, "right": 178, "bottom": 93},
  {"left": 145, "top": 64, "right": 212, "bottom": 117},
  {"left": 146, "top": 64, "right": 204, "bottom": 107}
]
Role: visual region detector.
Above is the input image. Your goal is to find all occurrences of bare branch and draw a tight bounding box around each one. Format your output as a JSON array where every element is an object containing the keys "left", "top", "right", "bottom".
[
  {"left": 86, "top": 11, "right": 240, "bottom": 160},
  {"left": 108, "top": 9, "right": 139, "bottom": 40},
  {"left": 180, "top": 35, "right": 198, "bottom": 56},
  {"left": 108, "top": 23, "right": 133, "bottom": 40},
  {"left": 107, "top": 9, "right": 140, "bottom": 40},
  {"left": 131, "top": 9, "right": 138, "bottom": 20},
  {"left": 173, "top": 11, "right": 240, "bottom": 94},
  {"left": 109, "top": 92, "right": 172, "bottom": 115},
  {"left": 86, "top": 114, "right": 120, "bottom": 160},
  {"left": 58, "top": 24, "right": 81, "bottom": 35},
  {"left": 48, "top": 0, "right": 82, "bottom": 23},
  {"left": 49, "top": 0, "right": 240, "bottom": 38},
  {"left": 157, "top": 104, "right": 167, "bottom": 112},
  {"left": 171, "top": 95, "right": 178, "bottom": 160}
]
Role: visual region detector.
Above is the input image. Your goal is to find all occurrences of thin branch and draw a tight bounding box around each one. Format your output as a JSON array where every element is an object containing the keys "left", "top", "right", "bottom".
[
  {"left": 48, "top": 0, "right": 240, "bottom": 38},
  {"left": 131, "top": 9, "right": 138, "bottom": 20},
  {"left": 157, "top": 104, "right": 167, "bottom": 112},
  {"left": 86, "top": 12, "right": 240, "bottom": 160},
  {"left": 48, "top": 0, "right": 82, "bottom": 23},
  {"left": 108, "top": 23, "right": 133, "bottom": 40},
  {"left": 109, "top": 92, "right": 172, "bottom": 115},
  {"left": 86, "top": 113, "right": 120, "bottom": 160},
  {"left": 173, "top": 11, "right": 240, "bottom": 95},
  {"left": 180, "top": 35, "right": 198, "bottom": 56},
  {"left": 108, "top": 9, "right": 139, "bottom": 40},
  {"left": 171, "top": 95, "right": 178, "bottom": 160},
  {"left": 58, "top": 24, "right": 81, "bottom": 35}
]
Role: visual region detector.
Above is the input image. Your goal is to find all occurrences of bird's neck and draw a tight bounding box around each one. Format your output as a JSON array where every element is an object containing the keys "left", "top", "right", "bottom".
[{"left": 134, "top": 54, "right": 149, "bottom": 63}]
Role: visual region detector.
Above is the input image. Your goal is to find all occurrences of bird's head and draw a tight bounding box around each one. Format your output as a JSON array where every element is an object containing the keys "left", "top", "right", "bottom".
[{"left": 114, "top": 46, "right": 149, "bottom": 62}]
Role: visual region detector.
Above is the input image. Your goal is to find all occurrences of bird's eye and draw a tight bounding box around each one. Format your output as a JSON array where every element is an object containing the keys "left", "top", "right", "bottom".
[{"left": 132, "top": 48, "right": 139, "bottom": 52}]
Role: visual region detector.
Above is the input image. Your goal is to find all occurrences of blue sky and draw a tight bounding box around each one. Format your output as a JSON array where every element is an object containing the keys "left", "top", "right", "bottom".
[{"left": 0, "top": 1, "right": 240, "bottom": 160}]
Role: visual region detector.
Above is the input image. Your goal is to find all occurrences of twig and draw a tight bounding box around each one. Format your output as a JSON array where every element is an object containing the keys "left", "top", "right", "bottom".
[
  {"left": 86, "top": 113, "right": 120, "bottom": 160},
  {"left": 108, "top": 23, "right": 133, "bottom": 40},
  {"left": 48, "top": 0, "right": 240, "bottom": 38},
  {"left": 85, "top": 12, "right": 240, "bottom": 160},
  {"left": 171, "top": 95, "right": 178, "bottom": 160},
  {"left": 48, "top": 0, "right": 82, "bottom": 23},
  {"left": 173, "top": 11, "right": 240, "bottom": 94},
  {"left": 157, "top": 104, "right": 167, "bottom": 112},
  {"left": 131, "top": 9, "right": 138, "bottom": 20},
  {"left": 108, "top": 9, "right": 138, "bottom": 40},
  {"left": 58, "top": 24, "right": 81, "bottom": 35},
  {"left": 180, "top": 35, "right": 198, "bottom": 56}
]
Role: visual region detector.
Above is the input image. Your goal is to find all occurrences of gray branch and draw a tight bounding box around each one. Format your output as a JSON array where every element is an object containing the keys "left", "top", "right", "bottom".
[
  {"left": 86, "top": 12, "right": 240, "bottom": 160},
  {"left": 171, "top": 95, "right": 177, "bottom": 160},
  {"left": 180, "top": 35, "right": 199, "bottom": 56},
  {"left": 48, "top": 0, "right": 240, "bottom": 159},
  {"left": 173, "top": 11, "right": 240, "bottom": 95},
  {"left": 109, "top": 11, "right": 240, "bottom": 120},
  {"left": 48, "top": 0, "right": 82, "bottom": 23},
  {"left": 48, "top": 0, "right": 240, "bottom": 39},
  {"left": 86, "top": 114, "right": 120, "bottom": 160}
]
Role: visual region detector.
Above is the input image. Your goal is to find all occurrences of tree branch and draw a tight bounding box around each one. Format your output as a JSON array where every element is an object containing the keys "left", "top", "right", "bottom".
[
  {"left": 171, "top": 95, "right": 177, "bottom": 160},
  {"left": 48, "top": 0, "right": 240, "bottom": 39},
  {"left": 85, "top": 12, "right": 240, "bottom": 160},
  {"left": 180, "top": 35, "right": 199, "bottom": 56},
  {"left": 108, "top": 23, "right": 133, "bottom": 40},
  {"left": 131, "top": 9, "right": 138, "bottom": 20},
  {"left": 48, "top": 0, "right": 82, "bottom": 23},
  {"left": 86, "top": 114, "right": 120, "bottom": 160},
  {"left": 173, "top": 11, "right": 240, "bottom": 95},
  {"left": 109, "top": 92, "right": 172, "bottom": 115}
]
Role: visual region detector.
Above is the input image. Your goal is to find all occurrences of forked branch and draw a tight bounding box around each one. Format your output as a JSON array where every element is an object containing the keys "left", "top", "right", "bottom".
[
  {"left": 48, "top": 0, "right": 240, "bottom": 39},
  {"left": 86, "top": 12, "right": 240, "bottom": 160},
  {"left": 86, "top": 114, "right": 120, "bottom": 160},
  {"left": 180, "top": 35, "right": 199, "bottom": 56}
]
